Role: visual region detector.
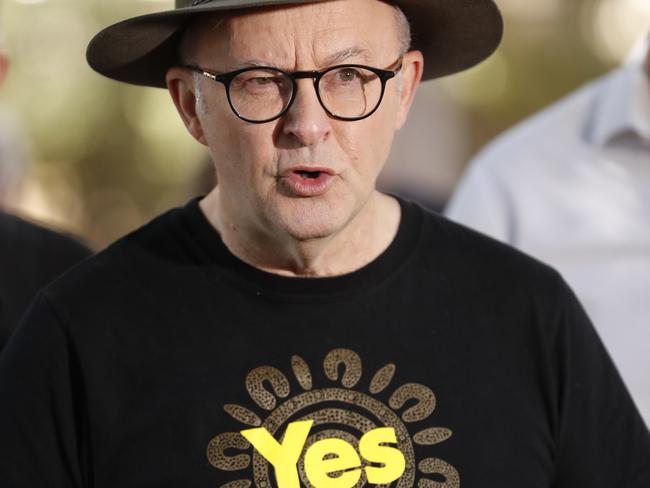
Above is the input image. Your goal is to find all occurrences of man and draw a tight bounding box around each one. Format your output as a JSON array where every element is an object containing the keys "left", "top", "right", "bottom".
[
  {"left": 0, "top": 37, "right": 91, "bottom": 351},
  {"left": 446, "top": 33, "right": 650, "bottom": 426},
  {"left": 0, "top": 1, "right": 649, "bottom": 487}
]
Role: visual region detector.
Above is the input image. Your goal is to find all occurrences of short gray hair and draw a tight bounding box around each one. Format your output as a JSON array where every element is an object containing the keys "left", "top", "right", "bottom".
[
  {"left": 178, "top": 14, "right": 228, "bottom": 112},
  {"left": 393, "top": 5, "right": 412, "bottom": 55}
]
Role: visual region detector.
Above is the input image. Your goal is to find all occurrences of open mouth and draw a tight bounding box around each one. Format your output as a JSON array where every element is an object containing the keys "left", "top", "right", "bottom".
[
  {"left": 296, "top": 170, "right": 322, "bottom": 179},
  {"left": 280, "top": 167, "right": 335, "bottom": 196}
]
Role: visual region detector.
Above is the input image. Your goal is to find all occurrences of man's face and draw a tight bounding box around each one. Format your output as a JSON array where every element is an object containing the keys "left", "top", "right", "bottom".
[{"left": 169, "top": 0, "right": 422, "bottom": 241}]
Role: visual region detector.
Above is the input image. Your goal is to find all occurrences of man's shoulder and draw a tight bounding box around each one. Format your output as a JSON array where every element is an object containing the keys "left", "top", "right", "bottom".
[
  {"left": 0, "top": 212, "right": 90, "bottom": 257},
  {"left": 420, "top": 204, "right": 563, "bottom": 288},
  {"left": 39, "top": 204, "right": 189, "bottom": 310},
  {"left": 0, "top": 213, "right": 92, "bottom": 347},
  {"left": 0, "top": 212, "right": 91, "bottom": 277}
]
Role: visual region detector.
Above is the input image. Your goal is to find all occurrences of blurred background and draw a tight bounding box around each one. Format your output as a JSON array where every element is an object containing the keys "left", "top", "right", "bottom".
[{"left": 1, "top": 0, "right": 649, "bottom": 249}]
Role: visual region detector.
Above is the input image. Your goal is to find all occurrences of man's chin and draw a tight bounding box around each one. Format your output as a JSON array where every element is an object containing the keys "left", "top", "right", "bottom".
[
  {"left": 280, "top": 218, "right": 344, "bottom": 243},
  {"left": 273, "top": 200, "right": 353, "bottom": 243}
]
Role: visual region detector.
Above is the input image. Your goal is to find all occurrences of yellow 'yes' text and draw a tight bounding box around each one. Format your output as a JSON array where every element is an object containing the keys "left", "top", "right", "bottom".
[{"left": 241, "top": 420, "right": 406, "bottom": 488}]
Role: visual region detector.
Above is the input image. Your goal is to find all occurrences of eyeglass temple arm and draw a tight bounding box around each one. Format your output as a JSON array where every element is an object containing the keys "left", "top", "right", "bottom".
[{"left": 185, "top": 65, "right": 222, "bottom": 82}]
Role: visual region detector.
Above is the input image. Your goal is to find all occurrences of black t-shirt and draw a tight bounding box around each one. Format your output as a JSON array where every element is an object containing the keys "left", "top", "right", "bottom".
[
  {"left": 0, "top": 212, "right": 91, "bottom": 351},
  {"left": 0, "top": 197, "right": 648, "bottom": 487}
]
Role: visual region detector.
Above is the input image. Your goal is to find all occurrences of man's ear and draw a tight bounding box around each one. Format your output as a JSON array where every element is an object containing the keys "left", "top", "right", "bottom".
[
  {"left": 395, "top": 50, "right": 424, "bottom": 130},
  {"left": 0, "top": 51, "right": 10, "bottom": 86},
  {"left": 166, "top": 67, "right": 207, "bottom": 145}
]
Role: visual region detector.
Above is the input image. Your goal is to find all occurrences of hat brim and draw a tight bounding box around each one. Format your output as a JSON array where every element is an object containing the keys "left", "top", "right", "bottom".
[{"left": 86, "top": 0, "right": 503, "bottom": 88}]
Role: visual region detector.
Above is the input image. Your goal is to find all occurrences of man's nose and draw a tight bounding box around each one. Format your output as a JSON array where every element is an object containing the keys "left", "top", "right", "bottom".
[{"left": 281, "top": 79, "right": 332, "bottom": 146}]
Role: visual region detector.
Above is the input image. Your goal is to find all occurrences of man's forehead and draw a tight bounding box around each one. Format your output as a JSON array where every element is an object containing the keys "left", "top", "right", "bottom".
[{"left": 187, "top": 0, "right": 400, "bottom": 67}]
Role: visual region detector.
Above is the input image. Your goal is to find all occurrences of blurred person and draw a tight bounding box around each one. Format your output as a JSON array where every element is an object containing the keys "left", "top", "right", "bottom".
[
  {"left": 0, "top": 41, "right": 27, "bottom": 205},
  {"left": 0, "top": 213, "right": 91, "bottom": 350},
  {"left": 0, "top": 36, "right": 91, "bottom": 350},
  {"left": 446, "top": 32, "right": 650, "bottom": 425},
  {"left": 0, "top": 1, "right": 649, "bottom": 487}
]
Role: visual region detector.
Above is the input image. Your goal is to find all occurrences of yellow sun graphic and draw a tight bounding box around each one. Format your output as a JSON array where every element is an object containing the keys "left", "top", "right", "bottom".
[{"left": 207, "top": 348, "right": 459, "bottom": 488}]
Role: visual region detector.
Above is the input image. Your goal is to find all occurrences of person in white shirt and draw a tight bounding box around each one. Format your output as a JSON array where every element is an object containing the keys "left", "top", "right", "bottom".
[{"left": 445, "top": 33, "right": 650, "bottom": 427}]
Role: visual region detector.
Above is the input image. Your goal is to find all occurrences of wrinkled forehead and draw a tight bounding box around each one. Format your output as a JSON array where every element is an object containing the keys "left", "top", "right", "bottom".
[{"left": 183, "top": 0, "right": 403, "bottom": 68}]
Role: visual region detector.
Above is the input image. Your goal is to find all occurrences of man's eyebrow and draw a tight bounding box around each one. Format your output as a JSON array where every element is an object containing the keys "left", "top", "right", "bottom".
[
  {"left": 223, "top": 48, "right": 371, "bottom": 71},
  {"left": 228, "top": 59, "right": 268, "bottom": 70},
  {"left": 322, "top": 48, "right": 371, "bottom": 66}
]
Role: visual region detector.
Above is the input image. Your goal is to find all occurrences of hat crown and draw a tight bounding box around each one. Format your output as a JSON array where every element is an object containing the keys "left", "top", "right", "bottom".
[
  {"left": 89, "top": 0, "right": 503, "bottom": 88},
  {"left": 176, "top": 0, "right": 213, "bottom": 8}
]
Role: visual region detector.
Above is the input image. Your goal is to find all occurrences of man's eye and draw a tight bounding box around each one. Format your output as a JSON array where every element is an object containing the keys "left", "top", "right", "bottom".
[
  {"left": 335, "top": 69, "right": 360, "bottom": 82},
  {"left": 244, "top": 76, "right": 288, "bottom": 90},
  {"left": 234, "top": 71, "right": 287, "bottom": 91},
  {"left": 250, "top": 77, "right": 274, "bottom": 85}
]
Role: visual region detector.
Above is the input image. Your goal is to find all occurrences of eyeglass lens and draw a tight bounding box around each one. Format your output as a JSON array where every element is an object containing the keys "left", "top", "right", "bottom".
[{"left": 227, "top": 66, "right": 383, "bottom": 121}]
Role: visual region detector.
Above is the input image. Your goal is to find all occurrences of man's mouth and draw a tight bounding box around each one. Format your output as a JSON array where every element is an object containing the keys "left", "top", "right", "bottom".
[
  {"left": 279, "top": 166, "right": 336, "bottom": 197},
  {"left": 296, "top": 170, "right": 322, "bottom": 179}
]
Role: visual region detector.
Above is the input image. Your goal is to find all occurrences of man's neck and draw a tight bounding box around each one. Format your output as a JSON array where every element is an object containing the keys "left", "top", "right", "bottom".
[{"left": 199, "top": 189, "right": 401, "bottom": 277}]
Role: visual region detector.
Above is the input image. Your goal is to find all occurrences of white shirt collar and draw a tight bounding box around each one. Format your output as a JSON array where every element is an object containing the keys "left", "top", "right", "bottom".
[{"left": 589, "top": 59, "right": 650, "bottom": 146}]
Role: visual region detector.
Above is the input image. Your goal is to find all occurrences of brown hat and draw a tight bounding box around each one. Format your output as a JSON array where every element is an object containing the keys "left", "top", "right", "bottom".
[{"left": 86, "top": 0, "right": 503, "bottom": 88}]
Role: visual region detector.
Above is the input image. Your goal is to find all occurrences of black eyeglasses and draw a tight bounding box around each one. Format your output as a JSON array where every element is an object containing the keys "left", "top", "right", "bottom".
[{"left": 186, "top": 58, "right": 403, "bottom": 123}]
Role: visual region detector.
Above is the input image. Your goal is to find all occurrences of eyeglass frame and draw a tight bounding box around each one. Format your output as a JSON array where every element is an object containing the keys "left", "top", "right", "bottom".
[{"left": 185, "top": 57, "right": 403, "bottom": 124}]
